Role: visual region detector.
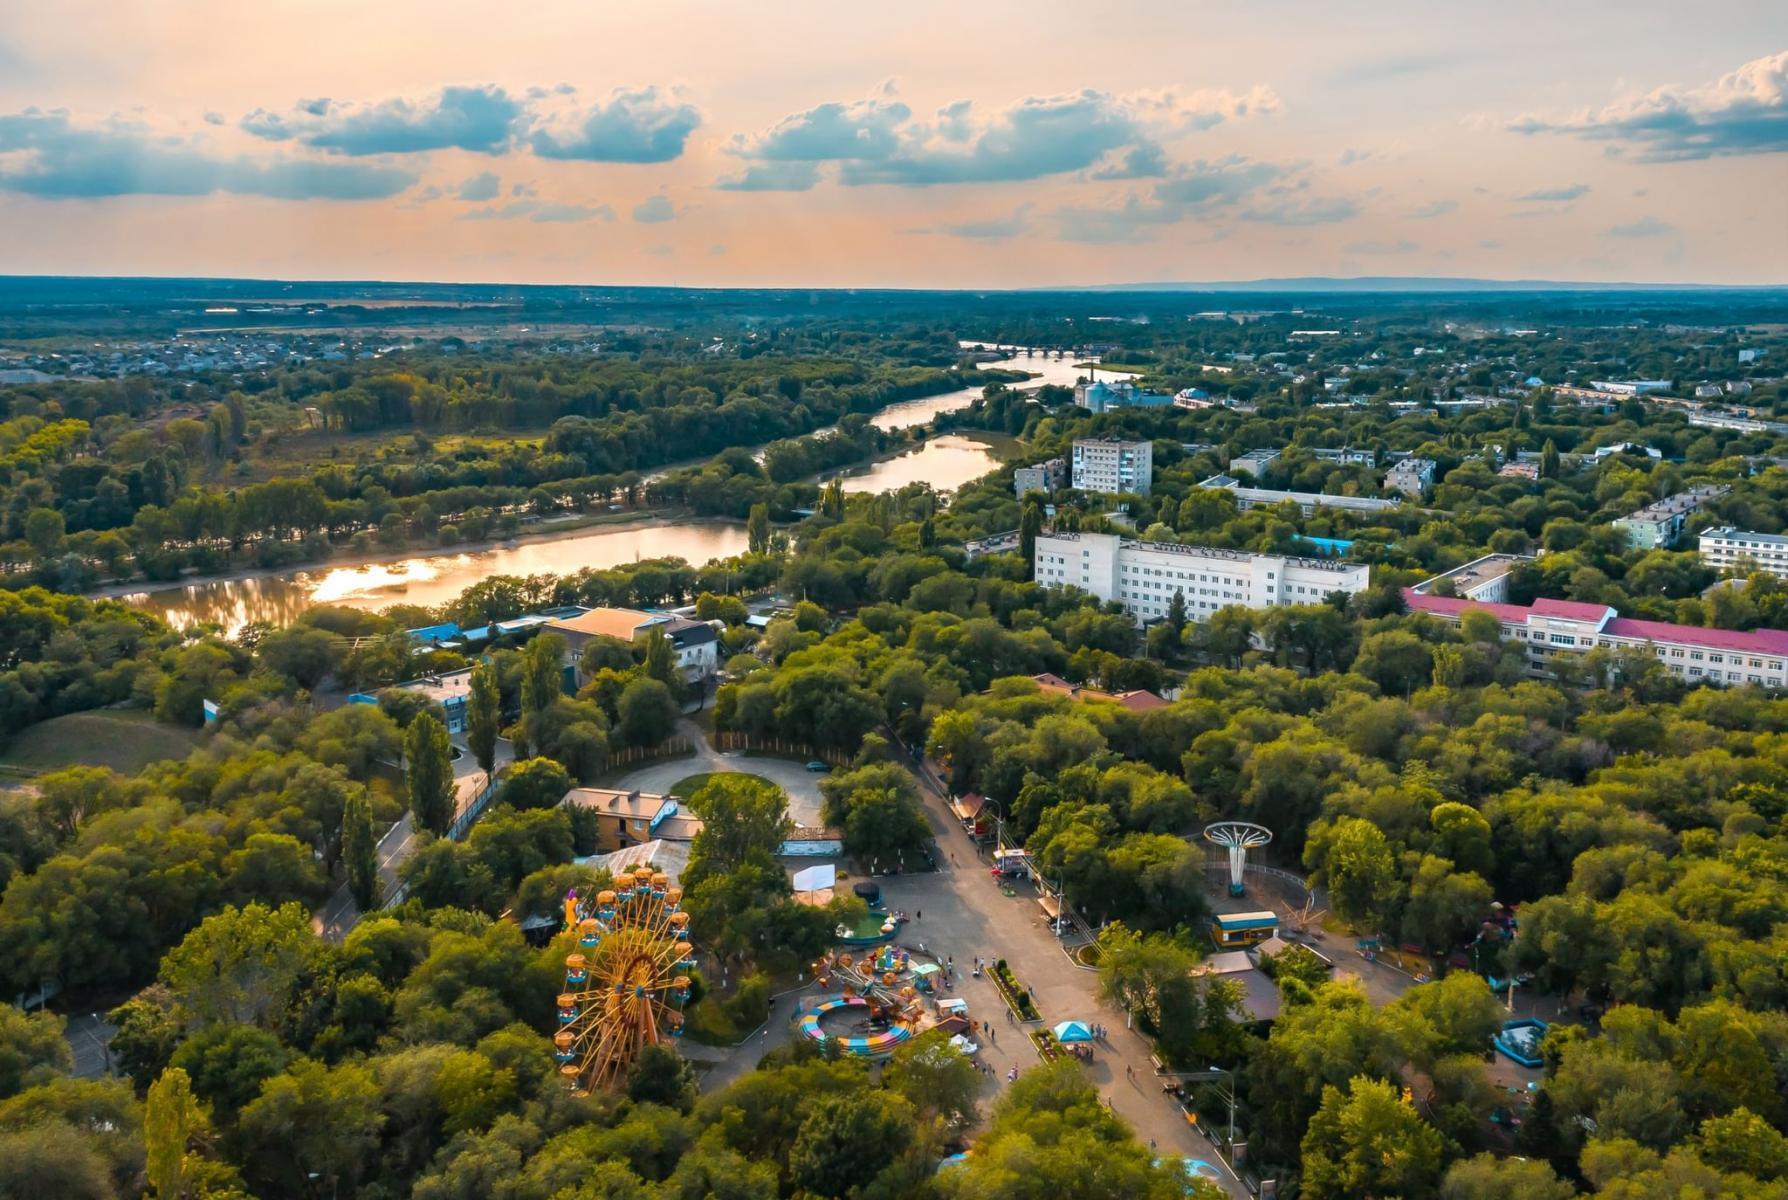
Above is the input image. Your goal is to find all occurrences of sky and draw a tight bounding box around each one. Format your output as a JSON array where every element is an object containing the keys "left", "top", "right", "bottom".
[{"left": 1, "top": 1, "right": 1786, "bottom": 288}]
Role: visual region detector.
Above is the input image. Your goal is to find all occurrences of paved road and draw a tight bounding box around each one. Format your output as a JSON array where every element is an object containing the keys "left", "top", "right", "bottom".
[
  {"left": 65, "top": 1010, "right": 117, "bottom": 1080},
  {"left": 313, "top": 736, "right": 512, "bottom": 941},
  {"left": 689, "top": 763, "right": 1249, "bottom": 1198},
  {"left": 607, "top": 724, "right": 826, "bottom": 827}
]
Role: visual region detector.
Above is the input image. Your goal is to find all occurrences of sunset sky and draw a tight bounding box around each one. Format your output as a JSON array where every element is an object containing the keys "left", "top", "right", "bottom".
[{"left": 2, "top": 1, "right": 1786, "bottom": 287}]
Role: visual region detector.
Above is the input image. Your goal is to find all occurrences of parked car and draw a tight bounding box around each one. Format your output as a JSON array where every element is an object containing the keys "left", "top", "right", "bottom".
[{"left": 805, "top": 760, "right": 829, "bottom": 772}]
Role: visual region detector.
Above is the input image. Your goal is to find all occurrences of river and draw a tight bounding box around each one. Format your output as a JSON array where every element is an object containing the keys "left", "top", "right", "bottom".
[{"left": 121, "top": 348, "right": 1135, "bottom": 632}]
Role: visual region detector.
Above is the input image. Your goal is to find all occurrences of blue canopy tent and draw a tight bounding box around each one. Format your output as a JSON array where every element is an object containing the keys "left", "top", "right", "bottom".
[{"left": 1053, "top": 1020, "right": 1094, "bottom": 1043}]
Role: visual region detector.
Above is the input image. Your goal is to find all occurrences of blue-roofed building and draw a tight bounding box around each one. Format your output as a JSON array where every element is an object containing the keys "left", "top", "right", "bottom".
[{"left": 1074, "top": 379, "right": 1173, "bottom": 413}]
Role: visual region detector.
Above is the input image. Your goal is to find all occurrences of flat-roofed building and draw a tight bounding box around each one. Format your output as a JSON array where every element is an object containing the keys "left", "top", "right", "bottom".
[
  {"left": 1071, "top": 437, "right": 1153, "bottom": 495},
  {"left": 1013, "top": 456, "right": 1066, "bottom": 497},
  {"left": 1197, "top": 474, "right": 1401, "bottom": 518},
  {"left": 562, "top": 786, "right": 685, "bottom": 852},
  {"left": 1033, "top": 531, "right": 1371, "bottom": 626},
  {"left": 1410, "top": 553, "right": 1529, "bottom": 604},
  {"left": 1701, "top": 527, "right": 1788, "bottom": 579},
  {"left": 1384, "top": 456, "right": 1436, "bottom": 498}
]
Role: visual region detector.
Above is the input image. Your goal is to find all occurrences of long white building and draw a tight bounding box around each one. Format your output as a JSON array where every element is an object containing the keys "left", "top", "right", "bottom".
[
  {"left": 1033, "top": 531, "right": 1372, "bottom": 624},
  {"left": 1701, "top": 527, "right": 1788, "bottom": 579}
]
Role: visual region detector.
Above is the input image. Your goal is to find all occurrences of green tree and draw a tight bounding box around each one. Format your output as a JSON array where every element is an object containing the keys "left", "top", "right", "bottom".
[
  {"left": 405, "top": 712, "right": 455, "bottom": 836},
  {"left": 144, "top": 1066, "right": 213, "bottom": 1200},
  {"left": 883, "top": 1029, "right": 980, "bottom": 1123},
  {"left": 519, "top": 632, "right": 567, "bottom": 741},
  {"left": 617, "top": 675, "right": 679, "bottom": 748},
  {"left": 1301, "top": 1076, "right": 1447, "bottom": 1200},
  {"left": 342, "top": 791, "right": 381, "bottom": 911},
  {"left": 1310, "top": 816, "right": 1398, "bottom": 929},
  {"left": 158, "top": 901, "right": 316, "bottom": 1030},
  {"left": 640, "top": 629, "right": 680, "bottom": 692},
  {"left": 747, "top": 502, "right": 771, "bottom": 555},
  {"left": 1697, "top": 1107, "right": 1788, "bottom": 1181},
  {"left": 237, "top": 1059, "right": 383, "bottom": 1197},
  {"left": 788, "top": 1090, "right": 914, "bottom": 1198},
  {"left": 1019, "top": 497, "right": 1043, "bottom": 574},
  {"left": 1439, "top": 1153, "right": 1575, "bottom": 1200},
  {"left": 466, "top": 660, "right": 500, "bottom": 777},
  {"left": 497, "top": 757, "right": 572, "bottom": 811},
  {"left": 0, "top": 1005, "right": 71, "bottom": 1098}
]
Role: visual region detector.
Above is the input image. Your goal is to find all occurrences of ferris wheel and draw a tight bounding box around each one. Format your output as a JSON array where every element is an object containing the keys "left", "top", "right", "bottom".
[{"left": 553, "top": 866, "right": 695, "bottom": 1095}]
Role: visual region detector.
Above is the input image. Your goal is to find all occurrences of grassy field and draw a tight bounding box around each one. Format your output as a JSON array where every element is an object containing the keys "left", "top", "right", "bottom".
[{"left": 0, "top": 710, "right": 201, "bottom": 777}]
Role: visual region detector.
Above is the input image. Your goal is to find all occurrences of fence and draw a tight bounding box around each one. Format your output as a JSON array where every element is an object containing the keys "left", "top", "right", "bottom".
[
  {"left": 712, "top": 731, "right": 852, "bottom": 766},
  {"left": 604, "top": 737, "right": 694, "bottom": 771}
]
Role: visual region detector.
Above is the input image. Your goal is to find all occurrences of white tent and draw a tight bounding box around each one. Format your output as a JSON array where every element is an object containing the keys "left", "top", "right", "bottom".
[{"left": 791, "top": 863, "right": 837, "bottom": 892}]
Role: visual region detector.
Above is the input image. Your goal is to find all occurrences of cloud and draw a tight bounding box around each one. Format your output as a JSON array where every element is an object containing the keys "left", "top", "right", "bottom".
[
  {"left": 1508, "top": 49, "right": 1788, "bottom": 161},
  {"left": 1345, "top": 238, "right": 1419, "bottom": 255},
  {"left": 243, "top": 85, "right": 524, "bottom": 155},
  {"left": 1090, "top": 143, "right": 1168, "bottom": 180},
  {"left": 910, "top": 204, "right": 1033, "bottom": 240},
  {"left": 461, "top": 198, "right": 614, "bottom": 223},
  {"left": 1328, "top": 50, "right": 1480, "bottom": 89},
  {"left": 1406, "top": 199, "right": 1457, "bottom": 219},
  {"left": 457, "top": 171, "right": 501, "bottom": 201},
  {"left": 714, "top": 161, "right": 822, "bottom": 192},
  {"left": 1516, "top": 184, "right": 1589, "bottom": 202},
  {"left": 0, "top": 108, "right": 415, "bottom": 199},
  {"left": 1604, "top": 215, "right": 1676, "bottom": 238},
  {"left": 530, "top": 86, "right": 700, "bottom": 163},
  {"left": 1055, "top": 155, "right": 1348, "bottom": 242},
  {"left": 723, "top": 86, "right": 1274, "bottom": 189},
  {"left": 1241, "top": 193, "right": 1360, "bottom": 225},
  {"left": 632, "top": 194, "right": 676, "bottom": 223}
]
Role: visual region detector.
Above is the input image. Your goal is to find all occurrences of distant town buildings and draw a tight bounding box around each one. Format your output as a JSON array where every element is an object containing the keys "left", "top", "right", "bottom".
[
  {"left": 1612, "top": 484, "right": 1731, "bottom": 551},
  {"left": 1700, "top": 527, "right": 1788, "bottom": 580},
  {"left": 1071, "top": 438, "right": 1153, "bottom": 495},
  {"left": 1012, "top": 456, "right": 1067, "bottom": 498},
  {"left": 1196, "top": 474, "right": 1401, "bottom": 518},
  {"left": 1073, "top": 379, "right": 1173, "bottom": 412},
  {"left": 1227, "top": 449, "right": 1282, "bottom": 478},
  {"left": 1589, "top": 379, "right": 1674, "bottom": 396},
  {"left": 1032, "top": 531, "right": 1372, "bottom": 625},
  {"left": 1383, "top": 457, "right": 1436, "bottom": 498}
]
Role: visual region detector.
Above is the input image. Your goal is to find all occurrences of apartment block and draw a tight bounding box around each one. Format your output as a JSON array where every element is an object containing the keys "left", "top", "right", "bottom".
[
  {"left": 1033, "top": 531, "right": 1372, "bottom": 625},
  {"left": 1700, "top": 527, "right": 1788, "bottom": 579},
  {"left": 1071, "top": 438, "right": 1153, "bottom": 495}
]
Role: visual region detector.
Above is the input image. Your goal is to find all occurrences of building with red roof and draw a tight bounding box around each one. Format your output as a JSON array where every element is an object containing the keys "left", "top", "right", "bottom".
[{"left": 1403, "top": 585, "right": 1788, "bottom": 688}]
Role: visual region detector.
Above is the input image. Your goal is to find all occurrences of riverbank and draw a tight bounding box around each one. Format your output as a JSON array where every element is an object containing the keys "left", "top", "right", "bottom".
[{"left": 85, "top": 509, "right": 715, "bottom": 604}]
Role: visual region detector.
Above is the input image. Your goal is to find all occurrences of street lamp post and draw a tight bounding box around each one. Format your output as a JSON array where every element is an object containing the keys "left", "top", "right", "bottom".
[{"left": 1208, "top": 1065, "right": 1238, "bottom": 1157}]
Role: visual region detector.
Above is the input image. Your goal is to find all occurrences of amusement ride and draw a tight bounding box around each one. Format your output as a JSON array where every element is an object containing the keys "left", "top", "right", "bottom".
[{"left": 553, "top": 866, "right": 695, "bottom": 1095}]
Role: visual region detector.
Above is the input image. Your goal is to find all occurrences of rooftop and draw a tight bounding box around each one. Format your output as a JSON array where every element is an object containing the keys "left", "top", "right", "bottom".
[
  {"left": 562, "top": 787, "right": 675, "bottom": 821},
  {"left": 1620, "top": 483, "right": 1731, "bottom": 523},
  {"left": 1702, "top": 526, "right": 1788, "bottom": 547},
  {"left": 1404, "top": 589, "right": 1788, "bottom": 655},
  {"left": 1411, "top": 553, "right": 1530, "bottom": 596},
  {"left": 546, "top": 606, "right": 653, "bottom": 640}
]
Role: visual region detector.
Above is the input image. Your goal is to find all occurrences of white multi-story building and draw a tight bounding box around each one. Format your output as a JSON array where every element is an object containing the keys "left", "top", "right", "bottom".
[
  {"left": 1404, "top": 587, "right": 1788, "bottom": 689},
  {"left": 1033, "top": 531, "right": 1372, "bottom": 625},
  {"left": 1071, "top": 438, "right": 1153, "bottom": 495},
  {"left": 1701, "top": 527, "right": 1788, "bottom": 579},
  {"left": 1383, "top": 457, "right": 1436, "bottom": 498}
]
